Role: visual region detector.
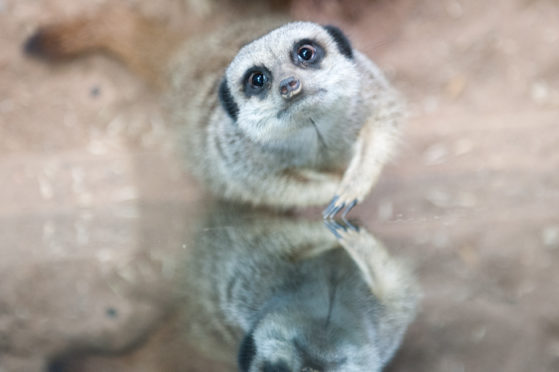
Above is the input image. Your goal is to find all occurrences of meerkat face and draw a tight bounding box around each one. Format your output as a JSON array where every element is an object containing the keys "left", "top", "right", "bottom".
[
  {"left": 219, "top": 22, "right": 361, "bottom": 146},
  {"left": 237, "top": 307, "right": 382, "bottom": 372}
]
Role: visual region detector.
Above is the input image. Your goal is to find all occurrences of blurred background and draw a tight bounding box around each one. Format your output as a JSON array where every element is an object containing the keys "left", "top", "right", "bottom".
[{"left": 1, "top": 0, "right": 559, "bottom": 371}]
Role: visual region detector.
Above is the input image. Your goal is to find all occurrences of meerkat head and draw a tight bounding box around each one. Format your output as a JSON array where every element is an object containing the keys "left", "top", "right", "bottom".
[
  {"left": 237, "top": 302, "right": 383, "bottom": 372},
  {"left": 219, "top": 22, "right": 360, "bottom": 146}
]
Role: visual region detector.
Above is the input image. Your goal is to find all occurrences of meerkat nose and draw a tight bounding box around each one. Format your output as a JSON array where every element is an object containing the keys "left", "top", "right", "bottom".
[{"left": 279, "top": 76, "right": 302, "bottom": 99}]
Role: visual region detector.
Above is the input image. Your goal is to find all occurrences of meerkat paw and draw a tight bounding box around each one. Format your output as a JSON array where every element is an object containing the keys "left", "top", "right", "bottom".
[
  {"left": 322, "top": 168, "right": 379, "bottom": 219},
  {"left": 323, "top": 179, "right": 370, "bottom": 218},
  {"left": 323, "top": 218, "right": 359, "bottom": 240},
  {"left": 322, "top": 195, "right": 358, "bottom": 219}
]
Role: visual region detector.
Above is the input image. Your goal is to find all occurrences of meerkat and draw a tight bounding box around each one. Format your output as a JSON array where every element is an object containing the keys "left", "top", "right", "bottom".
[
  {"left": 180, "top": 203, "right": 418, "bottom": 371},
  {"left": 25, "top": 5, "right": 402, "bottom": 218}
]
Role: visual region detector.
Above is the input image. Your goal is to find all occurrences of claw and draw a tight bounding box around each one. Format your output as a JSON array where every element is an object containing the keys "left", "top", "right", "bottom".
[
  {"left": 323, "top": 195, "right": 359, "bottom": 219},
  {"left": 332, "top": 203, "right": 345, "bottom": 218},
  {"left": 323, "top": 196, "right": 339, "bottom": 219},
  {"left": 341, "top": 199, "right": 358, "bottom": 219},
  {"left": 324, "top": 219, "right": 349, "bottom": 239},
  {"left": 324, "top": 219, "right": 342, "bottom": 239},
  {"left": 323, "top": 195, "right": 347, "bottom": 219}
]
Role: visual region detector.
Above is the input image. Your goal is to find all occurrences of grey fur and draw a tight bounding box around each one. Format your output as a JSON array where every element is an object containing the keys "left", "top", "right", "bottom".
[{"left": 181, "top": 204, "right": 419, "bottom": 371}]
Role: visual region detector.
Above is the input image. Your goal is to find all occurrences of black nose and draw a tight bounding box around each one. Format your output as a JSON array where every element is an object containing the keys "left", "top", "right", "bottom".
[{"left": 279, "top": 76, "right": 301, "bottom": 99}]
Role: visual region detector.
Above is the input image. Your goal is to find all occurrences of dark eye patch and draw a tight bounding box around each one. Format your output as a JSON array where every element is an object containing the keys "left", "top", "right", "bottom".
[
  {"left": 238, "top": 333, "right": 257, "bottom": 372},
  {"left": 243, "top": 65, "right": 272, "bottom": 98},
  {"left": 218, "top": 78, "right": 239, "bottom": 121},
  {"left": 291, "top": 39, "right": 325, "bottom": 68},
  {"left": 323, "top": 25, "right": 353, "bottom": 60}
]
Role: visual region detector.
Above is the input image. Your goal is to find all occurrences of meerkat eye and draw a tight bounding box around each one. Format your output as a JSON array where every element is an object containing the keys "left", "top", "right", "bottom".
[
  {"left": 292, "top": 40, "right": 324, "bottom": 68},
  {"left": 297, "top": 44, "right": 316, "bottom": 62},
  {"left": 249, "top": 71, "right": 266, "bottom": 88},
  {"left": 243, "top": 66, "right": 272, "bottom": 97}
]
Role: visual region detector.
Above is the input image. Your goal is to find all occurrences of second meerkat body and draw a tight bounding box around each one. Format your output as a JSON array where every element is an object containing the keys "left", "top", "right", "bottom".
[
  {"left": 168, "top": 20, "right": 402, "bottom": 215},
  {"left": 25, "top": 12, "right": 402, "bottom": 216}
]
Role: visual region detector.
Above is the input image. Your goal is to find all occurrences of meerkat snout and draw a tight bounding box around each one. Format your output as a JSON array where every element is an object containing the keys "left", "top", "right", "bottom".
[{"left": 279, "top": 76, "right": 302, "bottom": 99}]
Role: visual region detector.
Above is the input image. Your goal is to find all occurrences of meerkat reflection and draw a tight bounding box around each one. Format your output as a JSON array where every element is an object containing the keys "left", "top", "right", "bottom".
[
  {"left": 25, "top": 7, "right": 402, "bottom": 217},
  {"left": 181, "top": 204, "right": 418, "bottom": 371}
]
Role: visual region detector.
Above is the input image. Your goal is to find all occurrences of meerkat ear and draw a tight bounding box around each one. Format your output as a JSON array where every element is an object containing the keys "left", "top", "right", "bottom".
[
  {"left": 238, "top": 333, "right": 256, "bottom": 372},
  {"left": 219, "top": 78, "right": 239, "bottom": 121},
  {"left": 323, "top": 25, "right": 353, "bottom": 60}
]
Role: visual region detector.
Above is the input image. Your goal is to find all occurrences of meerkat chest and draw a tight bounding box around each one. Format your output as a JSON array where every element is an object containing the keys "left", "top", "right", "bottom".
[{"left": 259, "top": 114, "right": 361, "bottom": 171}]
